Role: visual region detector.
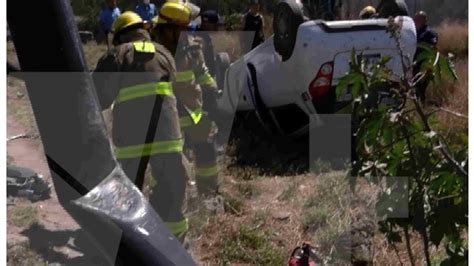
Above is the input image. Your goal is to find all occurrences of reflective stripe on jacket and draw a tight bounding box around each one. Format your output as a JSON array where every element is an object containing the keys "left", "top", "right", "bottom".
[
  {"left": 172, "top": 35, "right": 218, "bottom": 129},
  {"left": 93, "top": 29, "right": 182, "bottom": 152}
]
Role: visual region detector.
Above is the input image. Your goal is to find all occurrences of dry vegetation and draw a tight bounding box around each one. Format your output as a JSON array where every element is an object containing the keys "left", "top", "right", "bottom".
[
  {"left": 6, "top": 18, "right": 468, "bottom": 265},
  {"left": 188, "top": 172, "right": 359, "bottom": 265},
  {"left": 428, "top": 21, "right": 468, "bottom": 133},
  {"left": 436, "top": 20, "right": 468, "bottom": 57}
]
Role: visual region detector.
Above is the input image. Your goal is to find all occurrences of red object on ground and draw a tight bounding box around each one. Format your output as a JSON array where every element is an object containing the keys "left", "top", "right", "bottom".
[{"left": 288, "top": 243, "right": 318, "bottom": 266}]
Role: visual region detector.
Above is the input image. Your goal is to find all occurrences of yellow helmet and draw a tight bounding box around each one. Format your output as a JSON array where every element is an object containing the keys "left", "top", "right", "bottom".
[
  {"left": 359, "top": 6, "right": 376, "bottom": 19},
  {"left": 156, "top": 1, "right": 197, "bottom": 26},
  {"left": 112, "top": 11, "right": 144, "bottom": 33}
]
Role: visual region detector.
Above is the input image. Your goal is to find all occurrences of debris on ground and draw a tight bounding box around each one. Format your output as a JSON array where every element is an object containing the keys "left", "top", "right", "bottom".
[
  {"left": 272, "top": 211, "right": 291, "bottom": 221},
  {"left": 203, "top": 195, "right": 225, "bottom": 214},
  {"left": 7, "top": 165, "right": 51, "bottom": 202},
  {"left": 7, "top": 133, "right": 39, "bottom": 142},
  {"left": 288, "top": 243, "right": 321, "bottom": 266}
]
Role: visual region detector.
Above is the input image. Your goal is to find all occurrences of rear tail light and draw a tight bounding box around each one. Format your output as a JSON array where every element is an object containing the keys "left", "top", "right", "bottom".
[{"left": 309, "top": 62, "right": 334, "bottom": 100}]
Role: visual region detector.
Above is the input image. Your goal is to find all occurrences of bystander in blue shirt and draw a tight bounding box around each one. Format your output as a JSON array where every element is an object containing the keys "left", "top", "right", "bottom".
[
  {"left": 135, "top": 2, "right": 157, "bottom": 21},
  {"left": 99, "top": 6, "right": 121, "bottom": 33}
]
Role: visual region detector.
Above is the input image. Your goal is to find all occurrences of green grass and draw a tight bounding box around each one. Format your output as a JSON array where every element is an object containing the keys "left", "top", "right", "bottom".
[
  {"left": 219, "top": 225, "right": 286, "bottom": 265},
  {"left": 302, "top": 172, "right": 352, "bottom": 263},
  {"left": 7, "top": 78, "right": 36, "bottom": 131},
  {"left": 278, "top": 182, "right": 298, "bottom": 202},
  {"left": 302, "top": 207, "right": 329, "bottom": 232},
  {"left": 188, "top": 208, "right": 215, "bottom": 238},
  {"left": 228, "top": 166, "right": 262, "bottom": 181},
  {"left": 8, "top": 205, "right": 39, "bottom": 228},
  {"left": 305, "top": 172, "right": 348, "bottom": 209},
  {"left": 311, "top": 159, "right": 333, "bottom": 175},
  {"left": 252, "top": 209, "right": 269, "bottom": 226},
  {"left": 82, "top": 43, "right": 107, "bottom": 70},
  {"left": 222, "top": 192, "right": 245, "bottom": 215},
  {"left": 237, "top": 182, "right": 261, "bottom": 199}
]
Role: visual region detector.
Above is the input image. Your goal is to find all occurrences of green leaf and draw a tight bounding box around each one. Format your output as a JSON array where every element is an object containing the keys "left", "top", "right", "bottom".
[
  {"left": 336, "top": 73, "right": 359, "bottom": 98},
  {"left": 438, "top": 56, "right": 459, "bottom": 81},
  {"left": 454, "top": 197, "right": 463, "bottom": 206},
  {"left": 380, "top": 55, "right": 392, "bottom": 66},
  {"left": 348, "top": 74, "right": 364, "bottom": 98}
]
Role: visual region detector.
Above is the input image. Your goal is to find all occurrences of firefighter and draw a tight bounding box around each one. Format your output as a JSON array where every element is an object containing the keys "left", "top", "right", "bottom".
[
  {"left": 414, "top": 10, "right": 438, "bottom": 103},
  {"left": 151, "top": 1, "right": 220, "bottom": 198},
  {"left": 93, "top": 11, "right": 191, "bottom": 241},
  {"left": 359, "top": 6, "right": 376, "bottom": 19},
  {"left": 195, "top": 10, "right": 220, "bottom": 77}
]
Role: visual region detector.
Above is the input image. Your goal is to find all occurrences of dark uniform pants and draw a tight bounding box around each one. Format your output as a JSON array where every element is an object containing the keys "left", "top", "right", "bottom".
[
  {"left": 181, "top": 112, "right": 219, "bottom": 196},
  {"left": 119, "top": 154, "right": 189, "bottom": 221},
  {"left": 113, "top": 89, "right": 191, "bottom": 237}
]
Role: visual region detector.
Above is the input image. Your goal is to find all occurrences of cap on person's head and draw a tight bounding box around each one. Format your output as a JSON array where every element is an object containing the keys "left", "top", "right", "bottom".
[
  {"left": 359, "top": 6, "right": 376, "bottom": 19},
  {"left": 201, "top": 10, "right": 219, "bottom": 24}
]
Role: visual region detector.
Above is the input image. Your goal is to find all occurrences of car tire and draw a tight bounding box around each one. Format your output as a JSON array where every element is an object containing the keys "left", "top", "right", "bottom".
[
  {"left": 378, "top": 0, "right": 409, "bottom": 18},
  {"left": 273, "top": 0, "right": 304, "bottom": 61},
  {"left": 215, "top": 52, "right": 230, "bottom": 90}
]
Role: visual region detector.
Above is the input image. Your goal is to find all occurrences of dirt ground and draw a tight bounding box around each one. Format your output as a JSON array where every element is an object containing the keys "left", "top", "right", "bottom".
[
  {"left": 7, "top": 33, "right": 462, "bottom": 264},
  {"left": 7, "top": 76, "right": 86, "bottom": 263},
  {"left": 5, "top": 69, "right": 351, "bottom": 264}
]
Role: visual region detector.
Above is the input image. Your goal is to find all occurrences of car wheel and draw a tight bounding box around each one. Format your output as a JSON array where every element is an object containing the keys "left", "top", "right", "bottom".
[
  {"left": 378, "top": 0, "right": 409, "bottom": 18},
  {"left": 215, "top": 52, "right": 230, "bottom": 90},
  {"left": 273, "top": 0, "right": 304, "bottom": 61}
]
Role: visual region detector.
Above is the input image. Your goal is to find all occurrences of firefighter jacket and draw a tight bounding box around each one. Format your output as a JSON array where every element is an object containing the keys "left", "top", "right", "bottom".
[
  {"left": 93, "top": 29, "right": 183, "bottom": 159},
  {"left": 172, "top": 33, "right": 218, "bottom": 130}
]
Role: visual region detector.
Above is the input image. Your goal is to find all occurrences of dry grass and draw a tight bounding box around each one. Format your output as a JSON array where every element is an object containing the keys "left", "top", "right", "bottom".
[
  {"left": 188, "top": 171, "right": 381, "bottom": 265},
  {"left": 6, "top": 21, "right": 467, "bottom": 265},
  {"left": 427, "top": 58, "right": 468, "bottom": 133},
  {"left": 436, "top": 20, "right": 468, "bottom": 56},
  {"left": 425, "top": 21, "right": 468, "bottom": 137},
  {"left": 373, "top": 230, "right": 446, "bottom": 265},
  {"left": 8, "top": 205, "right": 39, "bottom": 229},
  {"left": 7, "top": 242, "right": 46, "bottom": 266},
  {"left": 83, "top": 42, "right": 108, "bottom": 70},
  {"left": 305, "top": 172, "right": 355, "bottom": 263},
  {"left": 190, "top": 174, "right": 319, "bottom": 264},
  {"left": 263, "top": 13, "right": 274, "bottom": 38},
  {"left": 211, "top": 31, "right": 254, "bottom": 61}
]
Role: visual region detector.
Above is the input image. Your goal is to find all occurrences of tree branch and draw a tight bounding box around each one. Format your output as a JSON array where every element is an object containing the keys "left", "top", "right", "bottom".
[{"left": 403, "top": 225, "right": 416, "bottom": 266}]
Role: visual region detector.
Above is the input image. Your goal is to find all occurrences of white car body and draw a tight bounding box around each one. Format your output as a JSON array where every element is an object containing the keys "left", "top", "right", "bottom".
[{"left": 218, "top": 16, "right": 417, "bottom": 137}]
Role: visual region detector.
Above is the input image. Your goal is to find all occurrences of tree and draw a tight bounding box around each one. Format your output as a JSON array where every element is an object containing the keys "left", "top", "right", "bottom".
[{"left": 337, "top": 18, "right": 467, "bottom": 265}]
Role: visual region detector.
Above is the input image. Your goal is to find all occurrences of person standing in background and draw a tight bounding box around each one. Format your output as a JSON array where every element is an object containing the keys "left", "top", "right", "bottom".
[
  {"left": 195, "top": 10, "right": 219, "bottom": 77},
  {"left": 413, "top": 11, "right": 438, "bottom": 103},
  {"left": 98, "top": 0, "right": 121, "bottom": 47},
  {"left": 322, "top": 0, "right": 337, "bottom": 20},
  {"left": 241, "top": 0, "right": 265, "bottom": 51},
  {"left": 135, "top": 0, "right": 158, "bottom": 21}
]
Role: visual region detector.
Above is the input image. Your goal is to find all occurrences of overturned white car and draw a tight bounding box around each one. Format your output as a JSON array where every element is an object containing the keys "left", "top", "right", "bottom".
[{"left": 218, "top": 0, "right": 417, "bottom": 138}]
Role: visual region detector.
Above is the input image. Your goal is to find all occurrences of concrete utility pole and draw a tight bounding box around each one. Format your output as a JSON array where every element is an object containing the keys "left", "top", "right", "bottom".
[{"left": 8, "top": 0, "right": 196, "bottom": 264}]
